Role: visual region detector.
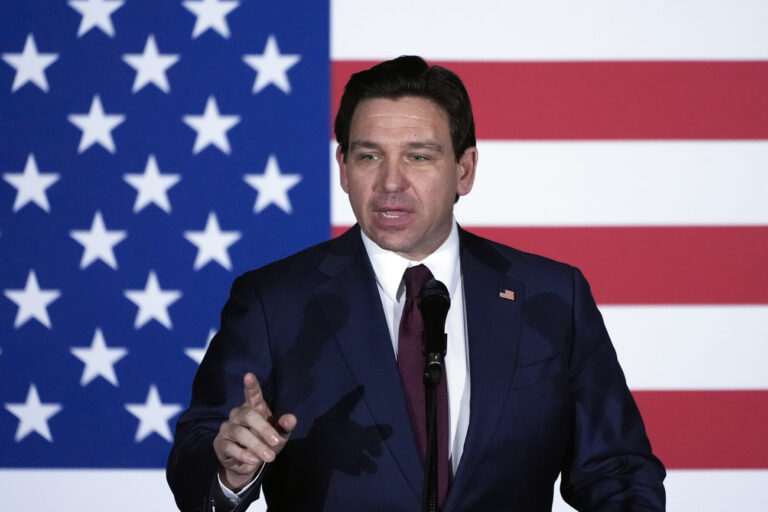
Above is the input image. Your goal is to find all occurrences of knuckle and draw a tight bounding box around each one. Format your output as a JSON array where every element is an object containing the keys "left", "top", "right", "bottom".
[
  {"left": 232, "top": 423, "right": 255, "bottom": 445},
  {"left": 245, "top": 407, "right": 268, "bottom": 427}
]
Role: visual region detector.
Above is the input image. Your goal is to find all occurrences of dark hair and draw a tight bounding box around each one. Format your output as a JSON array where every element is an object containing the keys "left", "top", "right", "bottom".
[{"left": 334, "top": 55, "right": 476, "bottom": 162}]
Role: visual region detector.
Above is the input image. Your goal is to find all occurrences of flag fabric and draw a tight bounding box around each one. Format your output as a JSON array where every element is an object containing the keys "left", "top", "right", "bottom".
[
  {"left": 330, "top": 1, "right": 768, "bottom": 511},
  {"left": 2, "top": 1, "right": 767, "bottom": 511},
  {"left": 1, "top": 0, "right": 328, "bottom": 506}
]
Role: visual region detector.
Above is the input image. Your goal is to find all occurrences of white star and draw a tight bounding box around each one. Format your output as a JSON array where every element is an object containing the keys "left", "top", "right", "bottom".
[
  {"left": 124, "top": 385, "right": 182, "bottom": 442},
  {"left": 183, "top": 0, "right": 239, "bottom": 39},
  {"left": 67, "top": 95, "right": 125, "bottom": 154},
  {"left": 184, "top": 212, "right": 241, "bottom": 271},
  {"left": 4, "top": 270, "right": 61, "bottom": 329},
  {"left": 1, "top": 34, "right": 59, "bottom": 93},
  {"left": 5, "top": 384, "right": 62, "bottom": 442},
  {"left": 243, "top": 35, "right": 301, "bottom": 94},
  {"left": 123, "top": 271, "right": 181, "bottom": 329},
  {"left": 68, "top": 0, "right": 125, "bottom": 38},
  {"left": 122, "top": 34, "right": 179, "bottom": 93},
  {"left": 185, "top": 328, "right": 215, "bottom": 365},
  {"left": 70, "top": 328, "right": 128, "bottom": 386},
  {"left": 123, "top": 154, "right": 180, "bottom": 213},
  {"left": 244, "top": 154, "right": 302, "bottom": 214},
  {"left": 70, "top": 211, "right": 127, "bottom": 270},
  {"left": 3, "top": 154, "right": 59, "bottom": 212},
  {"left": 182, "top": 96, "right": 240, "bottom": 155}
]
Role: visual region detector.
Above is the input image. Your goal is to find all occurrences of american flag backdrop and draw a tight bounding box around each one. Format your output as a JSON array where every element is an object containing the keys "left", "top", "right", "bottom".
[
  {"left": 1, "top": 0, "right": 329, "bottom": 508},
  {"left": 1, "top": 1, "right": 766, "bottom": 511}
]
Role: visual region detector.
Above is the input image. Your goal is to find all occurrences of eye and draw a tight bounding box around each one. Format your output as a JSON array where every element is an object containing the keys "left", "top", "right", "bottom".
[
  {"left": 410, "top": 154, "right": 429, "bottom": 162},
  {"left": 360, "top": 153, "right": 379, "bottom": 161}
]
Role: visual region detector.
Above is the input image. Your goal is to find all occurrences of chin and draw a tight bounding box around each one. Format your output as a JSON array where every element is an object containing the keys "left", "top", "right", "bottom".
[{"left": 370, "top": 232, "right": 410, "bottom": 252}]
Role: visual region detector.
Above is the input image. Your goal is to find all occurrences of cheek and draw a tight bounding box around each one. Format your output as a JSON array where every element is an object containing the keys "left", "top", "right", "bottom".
[
  {"left": 345, "top": 178, "right": 371, "bottom": 209},
  {"left": 424, "top": 174, "right": 460, "bottom": 203},
  {"left": 350, "top": 169, "right": 380, "bottom": 193}
]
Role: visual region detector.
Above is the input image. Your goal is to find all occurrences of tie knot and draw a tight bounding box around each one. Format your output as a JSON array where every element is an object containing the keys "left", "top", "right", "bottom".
[{"left": 403, "top": 264, "right": 433, "bottom": 298}]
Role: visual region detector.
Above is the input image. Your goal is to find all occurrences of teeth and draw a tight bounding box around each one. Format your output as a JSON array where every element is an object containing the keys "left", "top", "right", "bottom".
[{"left": 382, "top": 211, "right": 401, "bottom": 219}]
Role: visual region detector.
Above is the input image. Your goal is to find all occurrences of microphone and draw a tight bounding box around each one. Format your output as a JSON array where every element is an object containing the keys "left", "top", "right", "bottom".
[
  {"left": 417, "top": 279, "right": 450, "bottom": 361},
  {"left": 417, "top": 279, "right": 450, "bottom": 512}
]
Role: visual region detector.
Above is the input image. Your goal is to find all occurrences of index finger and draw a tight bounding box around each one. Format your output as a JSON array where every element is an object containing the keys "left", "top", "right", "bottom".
[{"left": 243, "top": 372, "right": 266, "bottom": 411}]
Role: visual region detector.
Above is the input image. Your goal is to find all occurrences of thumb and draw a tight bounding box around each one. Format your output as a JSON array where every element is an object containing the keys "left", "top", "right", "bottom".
[{"left": 276, "top": 413, "right": 298, "bottom": 437}]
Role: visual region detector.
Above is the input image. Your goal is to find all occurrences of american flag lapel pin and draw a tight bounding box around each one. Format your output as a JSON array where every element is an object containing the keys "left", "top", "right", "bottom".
[{"left": 498, "top": 289, "right": 516, "bottom": 301}]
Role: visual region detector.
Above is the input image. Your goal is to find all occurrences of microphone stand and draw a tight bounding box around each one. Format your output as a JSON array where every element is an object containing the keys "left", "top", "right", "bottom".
[
  {"left": 422, "top": 341, "right": 446, "bottom": 512},
  {"left": 418, "top": 278, "right": 450, "bottom": 512}
]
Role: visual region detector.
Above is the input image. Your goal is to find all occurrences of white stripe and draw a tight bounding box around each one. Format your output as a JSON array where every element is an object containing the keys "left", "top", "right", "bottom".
[
  {"left": 603, "top": 306, "right": 768, "bottom": 390},
  {"left": 332, "top": 0, "right": 768, "bottom": 60},
  {"left": 331, "top": 141, "right": 768, "bottom": 226},
  {"left": 2, "top": 469, "right": 765, "bottom": 510},
  {"left": 0, "top": 469, "right": 183, "bottom": 512},
  {"left": 553, "top": 470, "right": 768, "bottom": 511}
]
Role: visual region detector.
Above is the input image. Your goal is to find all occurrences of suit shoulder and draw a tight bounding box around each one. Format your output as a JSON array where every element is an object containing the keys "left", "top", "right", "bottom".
[
  {"left": 233, "top": 227, "right": 362, "bottom": 292},
  {"left": 232, "top": 239, "right": 327, "bottom": 290},
  {"left": 460, "top": 228, "right": 581, "bottom": 283}
]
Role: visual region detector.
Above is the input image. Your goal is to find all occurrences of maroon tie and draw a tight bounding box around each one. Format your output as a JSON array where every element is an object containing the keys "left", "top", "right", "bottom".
[{"left": 397, "top": 264, "right": 451, "bottom": 505}]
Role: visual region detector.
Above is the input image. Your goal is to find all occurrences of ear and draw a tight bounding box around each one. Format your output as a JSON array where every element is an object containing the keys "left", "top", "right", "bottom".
[
  {"left": 456, "top": 146, "right": 478, "bottom": 197},
  {"left": 336, "top": 144, "right": 349, "bottom": 193}
]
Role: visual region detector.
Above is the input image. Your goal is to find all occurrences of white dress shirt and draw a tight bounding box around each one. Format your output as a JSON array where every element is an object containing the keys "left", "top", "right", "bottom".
[{"left": 361, "top": 220, "right": 470, "bottom": 474}]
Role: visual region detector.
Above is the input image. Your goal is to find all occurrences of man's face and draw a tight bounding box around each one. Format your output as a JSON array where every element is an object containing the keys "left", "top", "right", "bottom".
[{"left": 337, "top": 96, "right": 477, "bottom": 261}]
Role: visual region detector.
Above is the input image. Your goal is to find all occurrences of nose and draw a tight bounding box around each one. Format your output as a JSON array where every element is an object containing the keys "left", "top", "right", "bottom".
[{"left": 378, "top": 159, "right": 407, "bottom": 193}]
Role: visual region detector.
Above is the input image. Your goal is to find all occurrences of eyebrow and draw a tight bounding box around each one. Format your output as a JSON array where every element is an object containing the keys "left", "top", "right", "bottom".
[
  {"left": 349, "top": 140, "right": 445, "bottom": 153},
  {"left": 406, "top": 141, "right": 444, "bottom": 153},
  {"left": 349, "top": 141, "right": 381, "bottom": 152}
]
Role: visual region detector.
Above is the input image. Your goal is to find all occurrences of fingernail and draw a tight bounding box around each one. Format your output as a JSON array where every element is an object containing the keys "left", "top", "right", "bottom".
[
  {"left": 262, "top": 450, "right": 274, "bottom": 462},
  {"left": 247, "top": 455, "right": 260, "bottom": 465},
  {"left": 270, "top": 435, "right": 280, "bottom": 446}
]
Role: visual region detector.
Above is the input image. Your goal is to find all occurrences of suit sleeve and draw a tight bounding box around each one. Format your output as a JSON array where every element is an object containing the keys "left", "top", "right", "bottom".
[
  {"left": 166, "top": 274, "right": 275, "bottom": 512},
  {"left": 559, "top": 268, "right": 666, "bottom": 511}
]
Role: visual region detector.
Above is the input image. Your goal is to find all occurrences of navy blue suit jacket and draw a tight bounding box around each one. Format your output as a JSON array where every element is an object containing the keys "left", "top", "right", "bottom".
[{"left": 167, "top": 225, "right": 665, "bottom": 511}]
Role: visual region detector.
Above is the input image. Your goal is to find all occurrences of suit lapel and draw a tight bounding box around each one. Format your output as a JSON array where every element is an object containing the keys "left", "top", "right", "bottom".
[
  {"left": 313, "top": 226, "right": 424, "bottom": 502},
  {"left": 446, "top": 229, "right": 525, "bottom": 510}
]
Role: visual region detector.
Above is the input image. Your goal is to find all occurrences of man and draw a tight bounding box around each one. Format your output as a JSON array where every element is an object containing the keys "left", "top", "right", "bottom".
[{"left": 167, "top": 56, "right": 666, "bottom": 511}]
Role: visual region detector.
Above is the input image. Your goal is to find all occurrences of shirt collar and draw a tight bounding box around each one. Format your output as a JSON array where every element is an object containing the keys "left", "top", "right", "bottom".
[{"left": 361, "top": 220, "right": 461, "bottom": 303}]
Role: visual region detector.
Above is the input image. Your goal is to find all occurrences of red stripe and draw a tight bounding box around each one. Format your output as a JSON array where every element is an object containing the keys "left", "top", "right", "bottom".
[
  {"left": 633, "top": 390, "right": 768, "bottom": 469},
  {"left": 332, "top": 61, "right": 768, "bottom": 140},
  {"left": 330, "top": 225, "right": 768, "bottom": 304}
]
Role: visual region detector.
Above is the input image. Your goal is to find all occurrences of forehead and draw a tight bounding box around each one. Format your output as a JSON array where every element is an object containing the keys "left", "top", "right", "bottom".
[{"left": 349, "top": 96, "right": 450, "bottom": 136}]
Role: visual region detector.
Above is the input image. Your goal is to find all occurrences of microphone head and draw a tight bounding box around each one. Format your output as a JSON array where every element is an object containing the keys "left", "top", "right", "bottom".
[
  {"left": 418, "top": 278, "right": 450, "bottom": 316},
  {"left": 418, "top": 279, "right": 450, "bottom": 357}
]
